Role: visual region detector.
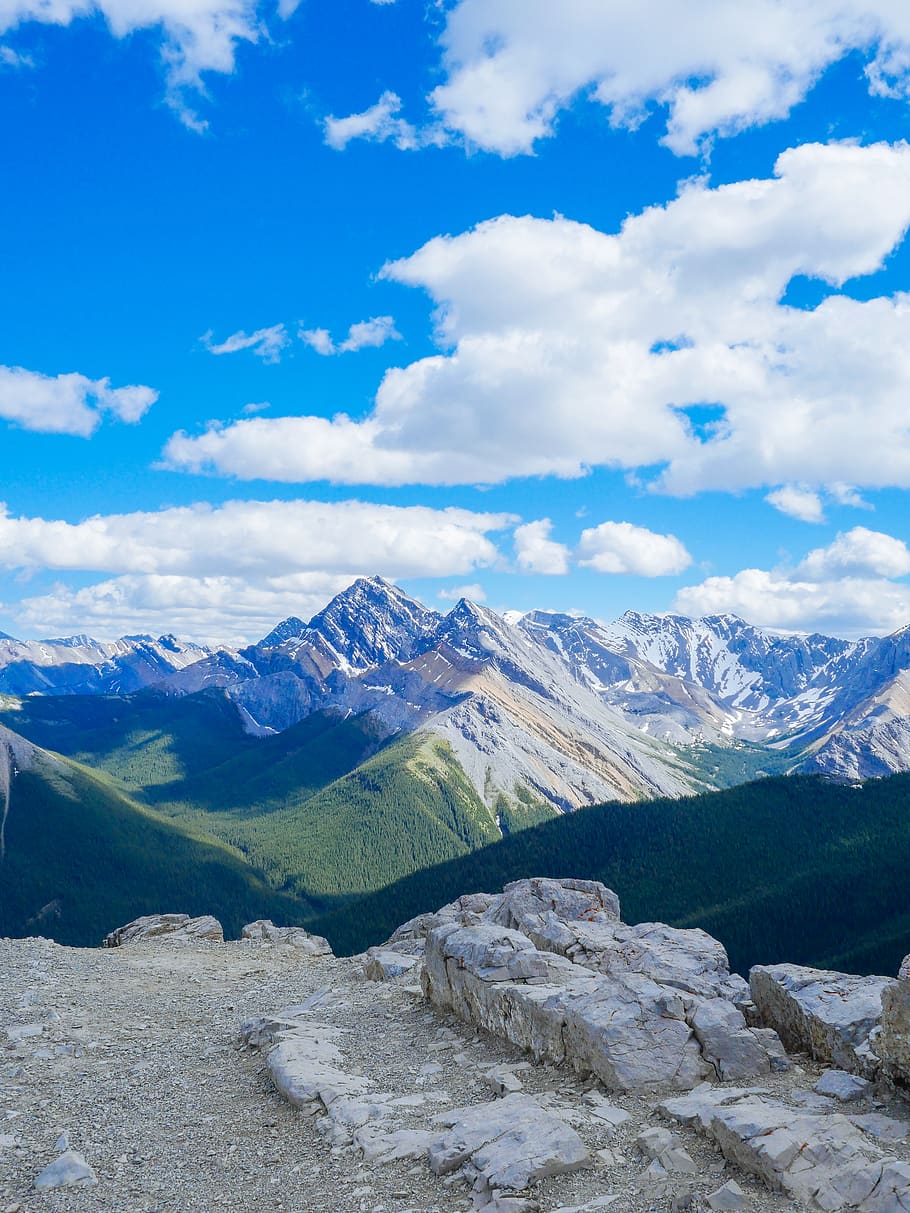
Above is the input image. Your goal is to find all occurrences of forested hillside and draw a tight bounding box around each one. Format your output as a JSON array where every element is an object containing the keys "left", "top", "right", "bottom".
[
  {"left": 0, "top": 744, "right": 313, "bottom": 945},
  {"left": 311, "top": 773, "right": 910, "bottom": 978},
  {"left": 0, "top": 694, "right": 512, "bottom": 933}
]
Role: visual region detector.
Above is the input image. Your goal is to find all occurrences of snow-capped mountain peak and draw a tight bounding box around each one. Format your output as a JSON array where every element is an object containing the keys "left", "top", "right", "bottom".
[{"left": 307, "top": 576, "right": 441, "bottom": 670}]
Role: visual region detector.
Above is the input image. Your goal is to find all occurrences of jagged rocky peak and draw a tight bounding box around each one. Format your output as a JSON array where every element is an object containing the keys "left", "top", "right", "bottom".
[
  {"left": 434, "top": 596, "right": 528, "bottom": 659},
  {"left": 520, "top": 608, "right": 593, "bottom": 632},
  {"left": 306, "top": 575, "right": 441, "bottom": 670},
  {"left": 0, "top": 631, "right": 218, "bottom": 697},
  {"left": 0, "top": 630, "right": 18, "bottom": 642},
  {"left": 259, "top": 616, "right": 309, "bottom": 648}
]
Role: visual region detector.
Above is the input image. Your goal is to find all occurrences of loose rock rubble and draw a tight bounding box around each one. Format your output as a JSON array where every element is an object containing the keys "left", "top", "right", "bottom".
[
  {"left": 3, "top": 884, "right": 910, "bottom": 1213},
  {"left": 662, "top": 1086, "right": 910, "bottom": 1210}
]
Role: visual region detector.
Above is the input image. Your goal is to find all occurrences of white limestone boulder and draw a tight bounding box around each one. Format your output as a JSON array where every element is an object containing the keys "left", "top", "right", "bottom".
[
  {"left": 487, "top": 877, "right": 620, "bottom": 955},
  {"left": 690, "top": 997, "right": 776, "bottom": 1081},
  {"left": 428, "top": 1093, "right": 590, "bottom": 1189},
  {"left": 34, "top": 1150, "right": 97, "bottom": 1189},
  {"left": 102, "top": 913, "right": 223, "bottom": 947},
  {"left": 241, "top": 920, "right": 332, "bottom": 955},
  {"left": 383, "top": 893, "right": 502, "bottom": 958},
  {"left": 422, "top": 919, "right": 780, "bottom": 1092},
  {"left": 661, "top": 1086, "right": 910, "bottom": 1211},
  {"left": 879, "top": 953, "right": 910, "bottom": 1094},
  {"left": 265, "top": 1020, "right": 372, "bottom": 1113},
  {"left": 363, "top": 948, "right": 421, "bottom": 981},
  {"left": 815, "top": 1070, "right": 872, "bottom": 1102},
  {"left": 749, "top": 964, "right": 889, "bottom": 1076}
]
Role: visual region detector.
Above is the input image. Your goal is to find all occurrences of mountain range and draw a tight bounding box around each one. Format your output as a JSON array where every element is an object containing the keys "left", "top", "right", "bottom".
[
  {"left": 4, "top": 575, "right": 910, "bottom": 955},
  {"left": 3, "top": 575, "right": 910, "bottom": 817}
]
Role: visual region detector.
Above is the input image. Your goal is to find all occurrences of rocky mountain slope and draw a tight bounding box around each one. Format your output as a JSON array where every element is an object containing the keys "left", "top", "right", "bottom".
[
  {"left": 144, "top": 579, "right": 910, "bottom": 805},
  {"left": 5, "top": 577, "right": 910, "bottom": 814}
]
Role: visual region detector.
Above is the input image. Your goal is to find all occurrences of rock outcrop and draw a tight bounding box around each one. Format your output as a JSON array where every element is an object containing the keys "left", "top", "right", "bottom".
[
  {"left": 419, "top": 878, "right": 783, "bottom": 1092},
  {"left": 662, "top": 1086, "right": 910, "bottom": 1210},
  {"left": 363, "top": 947, "right": 420, "bottom": 981},
  {"left": 240, "top": 1003, "right": 591, "bottom": 1211},
  {"left": 241, "top": 920, "right": 333, "bottom": 955},
  {"left": 880, "top": 953, "right": 910, "bottom": 1093},
  {"left": 749, "top": 964, "right": 890, "bottom": 1077},
  {"left": 103, "top": 913, "right": 224, "bottom": 947},
  {"left": 8, "top": 903, "right": 910, "bottom": 1213}
]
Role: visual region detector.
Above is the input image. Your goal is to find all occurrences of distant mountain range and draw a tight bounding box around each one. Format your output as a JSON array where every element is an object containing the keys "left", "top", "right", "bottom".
[{"left": 3, "top": 576, "right": 910, "bottom": 814}]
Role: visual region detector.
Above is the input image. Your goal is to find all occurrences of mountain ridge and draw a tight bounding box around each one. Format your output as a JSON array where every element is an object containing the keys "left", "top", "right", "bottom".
[{"left": 4, "top": 577, "right": 910, "bottom": 811}]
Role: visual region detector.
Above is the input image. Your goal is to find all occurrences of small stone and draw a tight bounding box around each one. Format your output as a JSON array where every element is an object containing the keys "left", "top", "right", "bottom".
[
  {"left": 595, "top": 1146, "right": 619, "bottom": 1165},
  {"left": 583, "top": 1094, "right": 630, "bottom": 1133},
  {"left": 481, "top": 1066, "right": 523, "bottom": 1096},
  {"left": 363, "top": 949, "right": 419, "bottom": 981},
  {"left": 635, "top": 1125, "right": 675, "bottom": 1159},
  {"left": 659, "top": 1145, "right": 697, "bottom": 1174},
  {"left": 34, "top": 1150, "right": 97, "bottom": 1189},
  {"left": 670, "top": 1196, "right": 698, "bottom": 1213},
  {"left": 814, "top": 1069, "right": 871, "bottom": 1102},
  {"left": 6, "top": 1024, "right": 43, "bottom": 1043},
  {"left": 54, "top": 1132, "right": 70, "bottom": 1151},
  {"left": 707, "top": 1179, "right": 745, "bottom": 1210}
]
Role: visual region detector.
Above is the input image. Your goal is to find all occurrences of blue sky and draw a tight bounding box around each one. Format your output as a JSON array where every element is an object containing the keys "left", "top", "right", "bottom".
[{"left": 2, "top": 0, "right": 910, "bottom": 643}]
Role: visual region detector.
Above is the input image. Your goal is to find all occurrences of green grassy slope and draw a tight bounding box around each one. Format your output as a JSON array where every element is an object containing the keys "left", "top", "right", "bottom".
[
  {"left": 310, "top": 773, "right": 910, "bottom": 978},
  {"left": 146, "top": 708, "right": 389, "bottom": 816},
  {"left": 0, "top": 746, "right": 315, "bottom": 947}
]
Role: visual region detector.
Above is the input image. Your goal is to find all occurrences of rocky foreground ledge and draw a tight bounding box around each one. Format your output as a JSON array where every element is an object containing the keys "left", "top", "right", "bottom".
[{"left": 2, "top": 880, "right": 909, "bottom": 1213}]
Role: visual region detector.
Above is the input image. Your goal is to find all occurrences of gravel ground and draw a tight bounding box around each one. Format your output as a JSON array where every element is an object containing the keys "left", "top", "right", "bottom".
[{"left": 1, "top": 936, "right": 908, "bottom": 1213}]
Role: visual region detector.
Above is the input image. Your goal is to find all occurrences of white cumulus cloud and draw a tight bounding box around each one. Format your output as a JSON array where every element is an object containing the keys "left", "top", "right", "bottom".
[
  {"left": 766, "top": 485, "right": 826, "bottom": 523},
  {"left": 164, "top": 141, "right": 910, "bottom": 500},
  {"left": 513, "top": 519, "right": 570, "bottom": 575},
  {"left": 10, "top": 572, "right": 355, "bottom": 647},
  {"left": 0, "top": 0, "right": 297, "bottom": 126},
  {"left": 324, "top": 91, "right": 420, "bottom": 151},
  {"left": 578, "top": 521, "right": 691, "bottom": 576},
  {"left": 798, "top": 526, "right": 910, "bottom": 580},
  {"left": 675, "top": 527, "right": 910, "bottom": 636},
  {"left": 299, "top": 315, "right": 400, "bottom": 356},
  {"left": 438, "top": 582, "right": 486, "bottom": 602},
  {"left": 0, "top": 498, "right": 514, "bottom": 642},
  {"left": 0, "top": 365, "right": 157, "bottom": 436},
  {"left": 427, "top": 0, "right": 910, "bottom": 156}
]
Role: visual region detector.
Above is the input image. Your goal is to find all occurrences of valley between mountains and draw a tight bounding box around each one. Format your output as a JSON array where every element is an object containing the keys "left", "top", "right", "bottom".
[{"left": 2, "top": 576, "right": 910, "bottom": 969}]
